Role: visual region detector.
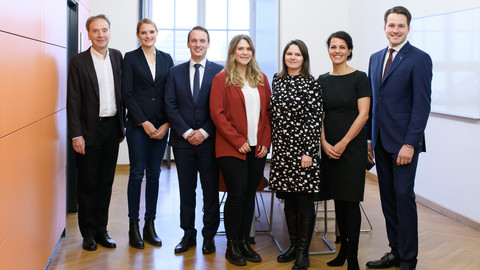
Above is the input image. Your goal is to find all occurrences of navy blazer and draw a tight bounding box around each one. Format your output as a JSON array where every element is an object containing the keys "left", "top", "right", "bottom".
[
  {"left": 367, "top": 41, "right": 432, "bottom": 153},
  {"left": 122, "top": 47, "right": 174, "bottom": 126},
  {"left": 165, "top": 60, "right": 223, "bottom": 148},
  {"left": 67, "top": 47, "right": 125, "bottom": 145}
]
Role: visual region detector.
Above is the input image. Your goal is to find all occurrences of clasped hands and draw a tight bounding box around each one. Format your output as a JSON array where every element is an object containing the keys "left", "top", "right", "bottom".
[
  {"left": 142, "top": 121, "right": 169, "bottom": 140},
  {"left": 238, "top": 143, "right": 268, "bottom": 158},
  {"left": 322, "top": 139, "right": 347, "bottom": 160}
]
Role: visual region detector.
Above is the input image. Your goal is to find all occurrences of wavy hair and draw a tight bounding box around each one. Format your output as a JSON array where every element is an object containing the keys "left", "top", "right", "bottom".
[{"left": 225, "top": 34, "right": 263, "bottom": 88}]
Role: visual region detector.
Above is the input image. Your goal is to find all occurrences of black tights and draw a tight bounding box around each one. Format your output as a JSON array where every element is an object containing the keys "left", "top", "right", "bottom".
[
  {"left": 334, "top": 200, "right": 361, "bottom": 251},
  {"left": 283, "top": 192, "right": 315, "bottom": 216}
]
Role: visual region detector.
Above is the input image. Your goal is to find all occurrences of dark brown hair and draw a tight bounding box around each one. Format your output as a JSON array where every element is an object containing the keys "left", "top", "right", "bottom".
[
  {"left": 384, "top": 6, "right": 412, "bottom": 26},
  {"left": 278, "top": 39, "right": 311, "bottom": 78}
]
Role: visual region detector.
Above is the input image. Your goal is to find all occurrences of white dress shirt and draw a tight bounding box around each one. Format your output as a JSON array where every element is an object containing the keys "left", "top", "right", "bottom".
[{"left": 90, "top": 47, "right": 117, "bottom": 117}]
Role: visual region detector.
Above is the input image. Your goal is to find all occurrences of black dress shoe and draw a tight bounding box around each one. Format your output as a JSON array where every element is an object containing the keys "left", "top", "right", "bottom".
[
  {"left": 174, "top": 236, "right": 196, "bottom": 253},
  {"left": 366, "top": 253, "right": 400, "bottom": 268},
  {"left": 202, "top": 238, "right": 216, "bottom": 254},
  {"left": 82, "top": 236, "right": 97, "bottom": 251},
  {"left": 95, "top": 233, "right": 117, "bottom": 248},
  {"left": 399, "top": 265, "right": 416, "bottom": 270}
]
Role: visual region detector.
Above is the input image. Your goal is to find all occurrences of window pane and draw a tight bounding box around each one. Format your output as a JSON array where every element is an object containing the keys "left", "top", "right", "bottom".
[
  {"left": 175, "top": 0, "right": 197, "bottom": 28},
  {"left": 175, "top": 30, "right": 190, "bottom": 61},
  {"left": 205, "top": 0, "right": 227, "bottom": 29},
  {"left": 156, "top": 30, "right": 174, "bottom": 55},
  {"left": 229, "top": 0, "right": 249, "bottom": 29},
  {"left": 208, "top": 30, "right": 227, "bottom": 62},
  {"left": 152, "top": 0, "right": 174, "bottom": 28}
]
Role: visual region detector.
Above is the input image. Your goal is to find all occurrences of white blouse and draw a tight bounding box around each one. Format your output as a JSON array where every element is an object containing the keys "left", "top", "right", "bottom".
[{"left": 241, "top": 84, "right": 261, "bottom": 146}]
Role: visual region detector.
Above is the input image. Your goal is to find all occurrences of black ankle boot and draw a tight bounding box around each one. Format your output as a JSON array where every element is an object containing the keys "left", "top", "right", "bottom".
[
  {"left": 277, "top": 208, "right": 298, "bottom": 263},
  {"left": 327, "top": 240, "right": 348, "bottom": 266},
  {"left": 143, "top": 218, "right": 162, "bottom": 246},
  {"left": 225, "top": 239, "right": 247, "bottom": 266},
  {"left": 239, "top": 236, "right": 261, "bottom": 262},
  {"left": 129, "top": 221, "right": 144, "bottom": 249},
  {"left": 292, "top": 213, "right": 315, "bottom": 270}
]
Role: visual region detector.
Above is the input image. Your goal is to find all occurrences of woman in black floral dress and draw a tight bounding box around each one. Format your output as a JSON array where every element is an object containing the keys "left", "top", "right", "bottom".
[{"left": 269, "top": 39, "right": 323, "bottom": 270}]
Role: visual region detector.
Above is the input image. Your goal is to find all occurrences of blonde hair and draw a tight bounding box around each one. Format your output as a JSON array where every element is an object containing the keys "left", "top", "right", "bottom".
[
  {"left": 225, "top": 34, "right": 263, "bottom": 88},
  {"left": 136, "top": 18, "right": 158, "bottom": 33}
]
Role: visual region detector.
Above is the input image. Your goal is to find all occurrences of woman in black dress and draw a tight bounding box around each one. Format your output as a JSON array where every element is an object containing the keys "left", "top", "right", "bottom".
[
  {"left": 269, "top": 40, "right": 323, "bottom": 270},
  {"left": 317, "top": 31, "right": 371, "bottom": 270}
]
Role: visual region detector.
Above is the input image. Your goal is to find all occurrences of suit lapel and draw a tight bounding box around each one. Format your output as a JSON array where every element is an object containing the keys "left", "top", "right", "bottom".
[
  {"left": 383, "top": 42, "right": 411, "bottom": 82},
  {"left": 108, "top": 48, "right": 121, "bottom": 103},
  {"left": 84, "top": 48, "right": 100, "bottom": 97},
  {"left": 154, "top": 48, "right": 162, "bottom": 82},
  {"left": 138, "top": 47, "right": 154, "bottom": 82}
]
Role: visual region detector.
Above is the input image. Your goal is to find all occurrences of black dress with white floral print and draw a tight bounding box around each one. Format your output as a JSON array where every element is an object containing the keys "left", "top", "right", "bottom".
[{"left": 268, "top": 74, "right": 323, "bottom": 194}]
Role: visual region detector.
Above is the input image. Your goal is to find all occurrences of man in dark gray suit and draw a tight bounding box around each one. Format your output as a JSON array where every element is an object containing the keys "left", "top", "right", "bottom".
[
  {"left": 165, "top": 26, "right": 223, "bottom": 254},
  {"left": 67, "top": 14, "right": 125, "bottom": 251}
]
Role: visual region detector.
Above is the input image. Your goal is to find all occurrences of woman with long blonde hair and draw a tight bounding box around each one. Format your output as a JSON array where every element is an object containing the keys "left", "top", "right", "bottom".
[{"left": 210, "top": 34, "right": 271, "bottom": 266}]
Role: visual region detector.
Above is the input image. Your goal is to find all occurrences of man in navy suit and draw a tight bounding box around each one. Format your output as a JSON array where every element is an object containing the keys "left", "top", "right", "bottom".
[
  {"left": 165, "top": 26, "right": 223, "bottom": 254},
  {"left": 67, "top": 14, "right": 125, "bottom": 251},
  {"left": 365, "top": 6, "right": 432, "bottom": 270}
]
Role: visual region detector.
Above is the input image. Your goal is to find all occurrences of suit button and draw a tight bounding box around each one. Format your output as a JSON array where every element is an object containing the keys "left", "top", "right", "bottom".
[
  {"left": 152, "top": 98, "right": 155, "bottom": 101},
  {"left": 379, "top": 96, "right": 382, "bottom": 100}
]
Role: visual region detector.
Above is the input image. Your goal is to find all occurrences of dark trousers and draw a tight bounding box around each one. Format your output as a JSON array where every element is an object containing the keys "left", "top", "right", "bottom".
[
  {"left": 375, "top": 135, "right": 419, "bottom": 267},
  {"left": 173, "top": 146, "right": 220, "bottom": 239},
  {"left": 126, "top": 119, "right": 168, "bottom": 221},
  {"left": 218, "top": 151, "right": 266, "bottom": 240},
  {"left": 283, "top": 192, "right": 315, "bottom": 215},
  {"left": 76, "top": 117, "right": 120, "bottom": 237}
]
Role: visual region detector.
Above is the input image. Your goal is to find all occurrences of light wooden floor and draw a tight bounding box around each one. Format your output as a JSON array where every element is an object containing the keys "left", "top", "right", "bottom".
[{"left": 47, "top": 164, "right": 480, "bottom": 270}]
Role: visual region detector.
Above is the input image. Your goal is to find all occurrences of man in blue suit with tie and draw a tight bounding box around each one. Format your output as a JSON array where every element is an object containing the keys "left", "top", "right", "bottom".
[
  {"left": 165, "top": 26, "right": 223, "bottom": 254},
  {"left": 365, "top": 6, "right": 432, "bottom": 270}
]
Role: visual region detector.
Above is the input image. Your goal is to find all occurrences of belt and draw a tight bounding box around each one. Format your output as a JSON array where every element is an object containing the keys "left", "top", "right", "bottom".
[{"left": 98, "top": 115, "right": 116, "bottom": 121}]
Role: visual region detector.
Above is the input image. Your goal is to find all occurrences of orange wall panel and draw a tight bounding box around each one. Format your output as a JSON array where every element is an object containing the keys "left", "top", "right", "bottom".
[
  {"left": 0, "top": 111, "right": 66, "bottom": 244},
  {"left": 0, "top": 32, "right": 66, "bottom": 138},
  {"left": 0, "top": 169, "right": 66, "bottom": 269},
  {"left": 0, "top": 0, "right": 77, "bottom": 268}
]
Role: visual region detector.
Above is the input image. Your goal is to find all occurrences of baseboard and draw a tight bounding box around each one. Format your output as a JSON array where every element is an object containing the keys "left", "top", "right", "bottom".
[
  {"left": 365, "top": 171, "right": 480, "bottom": 232},
  {"left": 415, "top": 195, "right": 480, "bottom": 231}
]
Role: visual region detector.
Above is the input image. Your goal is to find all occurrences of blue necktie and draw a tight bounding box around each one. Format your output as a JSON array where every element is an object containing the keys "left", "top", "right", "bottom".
[{"left": 193, "top": 63, "right": 201, "bottom": 102}]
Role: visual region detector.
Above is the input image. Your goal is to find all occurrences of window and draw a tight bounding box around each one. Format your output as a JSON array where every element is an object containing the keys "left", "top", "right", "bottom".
[
  {"left": 142, "top": 0, "right": 278, "bottom": 81},
  {"left": 148, "top": 0, "right": 252, "bottom": 63}
]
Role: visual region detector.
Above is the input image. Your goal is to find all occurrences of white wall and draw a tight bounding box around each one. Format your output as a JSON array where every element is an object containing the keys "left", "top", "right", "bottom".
[
  {"left": 91, "top": 0, "right": 480, "bottom": 222},
  {"left": 90, "top": 0, "right": 140, "bottom": 164}
]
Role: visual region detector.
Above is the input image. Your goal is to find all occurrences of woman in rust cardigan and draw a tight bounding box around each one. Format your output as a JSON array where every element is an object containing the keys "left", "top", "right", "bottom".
[{"left": 210, "top": 34, "right": 271, "bottom": 267}]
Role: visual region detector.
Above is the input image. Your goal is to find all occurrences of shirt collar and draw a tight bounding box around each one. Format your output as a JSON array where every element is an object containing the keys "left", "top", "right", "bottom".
[
  {"left": 90, "top": 47, "right": 109, "bottom": 60},
  {"left": 389, "top": 39, "right": 408, "bottom": 53},
  {"left": 190, "top": 58, "right": 207, "bottom": 68}
]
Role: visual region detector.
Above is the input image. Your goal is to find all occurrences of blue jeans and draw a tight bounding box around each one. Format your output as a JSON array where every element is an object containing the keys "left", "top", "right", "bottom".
[{"left": 126, "top": 119, "right": 168, "bottom": 221}]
